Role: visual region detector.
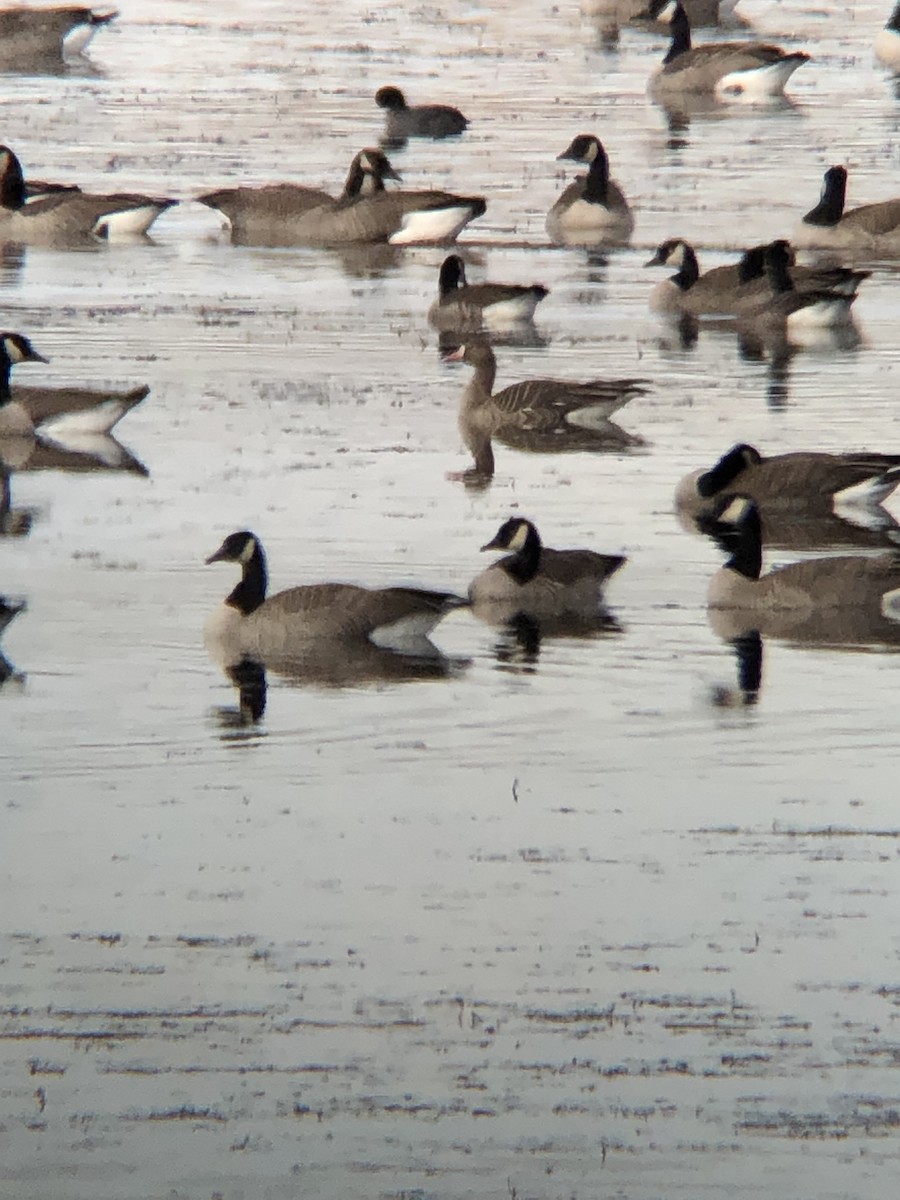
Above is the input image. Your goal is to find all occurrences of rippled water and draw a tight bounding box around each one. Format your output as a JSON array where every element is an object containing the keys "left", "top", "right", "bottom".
[{"left": 3, "top": 2, "right": 900, "bottom": 1197}]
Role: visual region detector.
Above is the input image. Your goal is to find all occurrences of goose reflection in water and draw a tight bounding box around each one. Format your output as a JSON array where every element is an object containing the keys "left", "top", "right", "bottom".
[
  {"left": 440, "top": 337, "right": 647, "bottom": 486},
  {"left": 0, "top": 593, "right": 25, "bottom": 684}
]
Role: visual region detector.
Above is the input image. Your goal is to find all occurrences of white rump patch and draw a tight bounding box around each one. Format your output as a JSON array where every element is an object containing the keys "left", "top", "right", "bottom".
[
  {"left": 881, "top": 587, "right": 900, "bottom": 622},
  {"left": 93, "top": 205, "right": 166, "bottom": 240},
  {"left": 715, "top": 60, "right": 802, "bottom": 101},
  {"left": 40, "top": 399, "right": 131, "bottom": 436},
  {"left": 389, "top": 206, "right": 477, "bottom": 245},
  {"left": 369, "top": 611, "right": 443, "bottom": 650},
  {"left": 483, "top": 296, "right": 541, "bottom": 328}
]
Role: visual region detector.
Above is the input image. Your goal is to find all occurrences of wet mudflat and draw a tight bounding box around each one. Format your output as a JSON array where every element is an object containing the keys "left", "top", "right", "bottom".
[{"left": 3, "top": 2, "right": 900, "bottom": 1197}]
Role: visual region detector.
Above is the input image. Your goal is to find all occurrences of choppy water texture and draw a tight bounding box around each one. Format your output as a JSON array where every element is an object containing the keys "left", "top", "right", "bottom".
[{"left": 3, "top": 2, "right": 900, "bottom": 1197}]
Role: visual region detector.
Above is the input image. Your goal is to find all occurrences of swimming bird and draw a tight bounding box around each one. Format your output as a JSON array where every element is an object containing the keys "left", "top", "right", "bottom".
[
  {"left": 469, "top": 517, "right": 625, "bottom": 618},
  {"left": 204, "top": 531, "right": 467, "bottom": 665},
  {"left": 794, "top": 165, "right": 900, "bottom": 253},
  {"left": 198, "top": 147, "right": 485, "bottom": 247},
  {"left": 441, "top": 339, "right": 648, "bottom": 478},
  {"left": 701, "top": 495, "right": 900, "bottom": 646},
  {"left": 375, "top": 86, "right": 469, "bottom": 142},
  {"left": 0, "top": 146, "right": 176, "bottom": 244},
  {"left": 876, "top": 3, "right": 900, "bottom": 71},
  {"left": 732, "top": 240, "right": 858, "bottom": 336},
  {"left": 647, "top": 0, "right": 809, "bottom": 99},
  {"left": 428, "top": 255, "right": 549, "bottom": 333},
  {"left": 0, "top": 6, "right": 116, "bottom": 63},
  {"left": 546, "top": 134, "right": 634, "bottom": 246},
  {"left": 646, "top": 238, "right": 867, "bottom": 318},
  {"left": 0, "top": 332, "right": 147, "bottom": 437},
  {"left": 677, "top": 443, "right": 900, "bottom": 523}
]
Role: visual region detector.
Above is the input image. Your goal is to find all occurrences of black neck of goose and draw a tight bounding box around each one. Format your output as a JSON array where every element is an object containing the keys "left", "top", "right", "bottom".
[
  {"left": 664, "top": 5, "right": 691, "bottom": 63},
  {"left": 0, "top": 350, "right": 12, "bottom": 403},
  {"left": 502, "top": 525, "right": 542, "bottom": 585},
  {"left": 804, "top": 169, "right": 846, "bottom": 227},
  {"left": 342, "top": 159, "right": 383, "bottom": 200},
  {"left": 226, "top": 542, "right": 268, "bottom": 615},
  {"left": 583, "top": 149, "right": 611, "bottom": 206},
  {"left": 0, "top": 155, "right": 26, "bottom": 211},
  {"left": 890, "top": 3, "right": 900, "bottom": 33},
  {"left": 738, "top": 244, "right": 766, "bottom": 284},
  {"left": 765, "top": 245, "right": 794, "bottom": 294},
  {"left": 439, "top": 257, "right": 464, "bottom": 298},
  {"left": 697, "top": 446, "right": 748, "bottom": 498},
  {"left": 725, "top": 510, "right": 762, "bottom": 581},
  {"left": 671, "top": 245, "right": 699, "bottom": 291}
]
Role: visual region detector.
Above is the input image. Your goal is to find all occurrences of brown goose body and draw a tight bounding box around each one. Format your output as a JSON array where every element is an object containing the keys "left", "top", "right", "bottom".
[
  {"left": 470, "top": 517, "right": 625, "bottom": 620},
  {"left": 795, "top": 166, "right": 900, "bottom": 253},
  {"left": 198, "top": 149, "right": 485, "bottom": 247},
  {"left": 443, "top": 340, "right": 647, "bottom": 477},
  {"left": 0, "top": 5, "right": 116, "bottom": 62}
]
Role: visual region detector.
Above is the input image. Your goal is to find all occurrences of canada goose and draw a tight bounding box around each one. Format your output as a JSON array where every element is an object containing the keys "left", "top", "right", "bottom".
[
  {"left": 734, "top": 239, "right": 857, "bottom": 332},
  {"left": 0, "top": 332, "right": 147, "bottom": 438},
  {"left": 677, "top": 443, "right": 900, "bottom": 524},
  {"left": 0, "top": 6, "right": 116, "bottom": 63},
  {"left": 702, "top": 495, "right": 900, "bottom": 646},
  {"left": 441, "top": 339, "right": 648, "bottom": 478},
  {"left": 876, "top": 4, "right": 900, "bottom": 71},
  {"left": 198, "top": 148, "right": 486, "bottom": 247},
  {"left": 647, "top": 0, "right": 809, "bottom": 99},
  {"left": 469, "top": 517, "right": 625, "bottom": 619},
  {"left": 546, "top": 135, "right": 634, "bottom": 246},
  {"left": 428, "top": 255, "right": 549, "bottom": 333},
  {"left": 0, "top": 146, "right": 175, "bottom": 244},
  {"left": 645, "top": 238, "right": 867, "bottom": 318},
  {"left": 794, "top": 165, "right": 900, "bottom": 253},
  {"left": 205, "top": 531, "right": 467, "bottom": 666},
  {"left": 375, "top": 86, "right": 468, "bottom": 141}
]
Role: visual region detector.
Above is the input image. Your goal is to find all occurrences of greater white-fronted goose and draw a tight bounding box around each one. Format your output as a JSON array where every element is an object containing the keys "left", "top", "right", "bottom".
[{"left": 441, "top": 339, "right": 648, "bottom": 478}]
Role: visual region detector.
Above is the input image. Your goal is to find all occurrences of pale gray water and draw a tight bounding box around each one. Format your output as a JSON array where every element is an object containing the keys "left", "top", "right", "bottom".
[{"left": 3, "top": 3, "right": 900, "bottom": 1198}]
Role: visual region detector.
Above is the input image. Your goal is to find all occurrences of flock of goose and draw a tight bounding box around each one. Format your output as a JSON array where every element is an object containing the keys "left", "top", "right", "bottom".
[{"left": 3, "top": 1, "right": 900, "bottom": 707}]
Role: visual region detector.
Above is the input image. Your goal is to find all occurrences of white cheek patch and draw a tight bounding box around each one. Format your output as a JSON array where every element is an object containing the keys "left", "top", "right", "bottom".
[
  {"left": 359, "top": 152, "right": 372, "bottom": 172},
  {"left": 584, "top": 141, "right": 598, "bottom": 163},
  {"left": 4, "top": 337, "right": 25, "bottom": 363},
  {"left": 239, "top": 538, "right": 256, "bottom": 564},
  {"left": 670, "top": 242, "right": 685, "bottom": 266},
  {"left": 719, "top": 497, "right": 751, "bottom": 524},
  {"left": 508, "top": 523, "right": 529, "bottom": 551}
]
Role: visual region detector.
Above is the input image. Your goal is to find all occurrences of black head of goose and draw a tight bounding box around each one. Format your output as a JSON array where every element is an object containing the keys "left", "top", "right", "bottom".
[
  {"left": 428, "top": 254, "right": 549, "bottom": 332},
  {"left": 375, "top": 86, "right": 469, "bottom": 142},
  {"left": 199, "top": 148, "right": 485, "bottom": 247},
  {"left": 546, "top": 134, "right": 634, "bottom": 245},
  {"left": 0, "top": 6, "right": 116, "bottom": 63},
  {"left": 0, "top": 330, "right": 147, "bottom": 439},
  {"left": 0, "top": 146, "right": 176, "bottom": 244},
  {"left": 647, "top": 0, "right": 809, "bottom": 99},
  {"left": 204, "top": 530, "right": 467, "bottom": 664},
  {"left": 795, "top": 164, "right": 900, "bottom": 252},
  {"left": 469, "top": 517, "right": 626, "bottom": 618},
  {"left": 876, "top": 3, "right": 900, "bottom": 71}
]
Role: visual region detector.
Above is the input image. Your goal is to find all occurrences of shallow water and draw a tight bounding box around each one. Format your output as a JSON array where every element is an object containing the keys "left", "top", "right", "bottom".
[{"left": 3, "top": 2, "right": 900, "bottom": 1197}]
